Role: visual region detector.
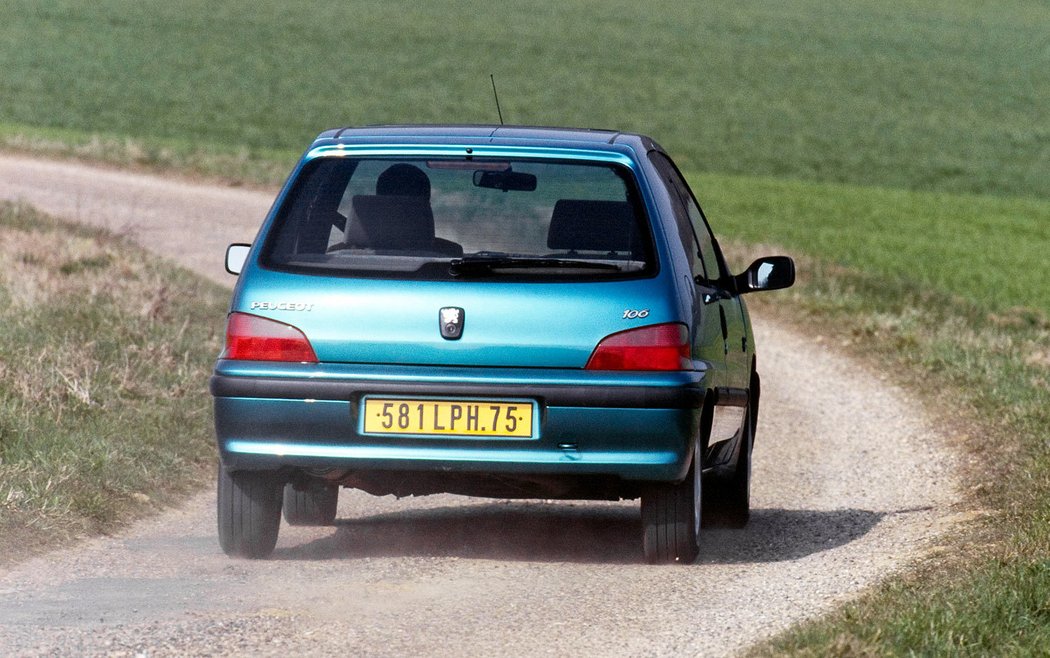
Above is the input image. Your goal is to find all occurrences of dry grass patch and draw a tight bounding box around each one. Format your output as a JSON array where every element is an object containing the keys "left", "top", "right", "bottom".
[{"left": 0, "top": 202, "right": 229, "bottom": 565}]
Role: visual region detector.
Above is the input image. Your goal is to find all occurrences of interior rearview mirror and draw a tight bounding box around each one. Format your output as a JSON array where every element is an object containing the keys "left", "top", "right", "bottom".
[
  {"left": 225, "top": 243, "right": 251, "bottom": 275},
  {"left": 473, "top": 169, "right": 537, "bottom": 192},
  {"left": 735, "top": 256, "right": 795, "bottom": 294}
]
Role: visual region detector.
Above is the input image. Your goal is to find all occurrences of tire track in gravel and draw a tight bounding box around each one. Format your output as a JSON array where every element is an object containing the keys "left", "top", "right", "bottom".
[{"left": 0, "top": 154, "right": 960, "bottom": 656}]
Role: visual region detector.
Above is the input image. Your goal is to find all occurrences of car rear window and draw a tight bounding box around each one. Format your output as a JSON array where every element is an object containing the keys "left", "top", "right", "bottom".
[{"left": 261, "top": 157, "right": 655, "bottom": 281}]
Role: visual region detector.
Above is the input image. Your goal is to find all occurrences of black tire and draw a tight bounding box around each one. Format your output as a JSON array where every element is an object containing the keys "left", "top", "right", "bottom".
[
  {"left": 704, "top": 400, "right": 754, "bottom": 529},
  {"left": 282, "top": 483, "right": 338, "bottom": 526},
  {"left": 216, "top": 462, "right": 283, "bottom": 559},
  {"left": 641, "top": 439, "right": 702, "bottom": 564}
]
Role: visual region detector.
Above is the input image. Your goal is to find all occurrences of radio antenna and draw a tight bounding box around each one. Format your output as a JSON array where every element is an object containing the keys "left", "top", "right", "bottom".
[{"left": 490, "top": 74, "right": 505, "bottom": 125}]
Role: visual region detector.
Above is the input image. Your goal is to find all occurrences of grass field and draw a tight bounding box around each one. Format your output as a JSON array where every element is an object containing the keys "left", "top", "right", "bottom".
[
  {"left": 701, "top": 174, "right": 1050, "bottom": 314},
  {"left": 1, "top": 1, "right": 1048, "bottom": 654},
  {"left": 1, "top": 1, "right": 1047, "bottom": 198}
]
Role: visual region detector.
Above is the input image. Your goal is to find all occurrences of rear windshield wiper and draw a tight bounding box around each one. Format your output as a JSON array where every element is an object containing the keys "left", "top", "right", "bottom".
[{"left": 449, "top": 255, "right": 623, "bottom": 276}]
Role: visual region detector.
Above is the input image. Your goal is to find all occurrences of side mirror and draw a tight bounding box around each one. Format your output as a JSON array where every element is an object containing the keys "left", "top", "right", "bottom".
[
  {"left": 225, "top": 243, "right": 251, "bottom": 276},
  {"left": 735, "top": 256, "right": 795, "bottom": 294}
]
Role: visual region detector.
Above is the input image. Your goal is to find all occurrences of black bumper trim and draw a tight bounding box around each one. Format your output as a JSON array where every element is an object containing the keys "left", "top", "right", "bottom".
[{"left": 210, "top": 374, "right": 704, "bottom": 409}]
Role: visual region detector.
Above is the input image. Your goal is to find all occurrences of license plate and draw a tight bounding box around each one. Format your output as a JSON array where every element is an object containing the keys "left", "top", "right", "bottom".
[{"left": 361, "top": 397, "right": 536, "bottom": 438}]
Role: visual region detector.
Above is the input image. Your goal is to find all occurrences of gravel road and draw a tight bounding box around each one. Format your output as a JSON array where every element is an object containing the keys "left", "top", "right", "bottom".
[{"left": 0, "top": 154, "right": 960, "bottom": 656}]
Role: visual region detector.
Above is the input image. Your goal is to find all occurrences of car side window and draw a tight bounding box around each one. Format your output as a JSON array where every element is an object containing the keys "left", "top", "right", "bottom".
[
  {"left": 649, "top": 152, "right": 724, "bottom": 283},
  {"left": 649, "top": 153, "right": 703, "bottom": 279},
  {"left": 684, "top": 194, "right": 725, "bottom": 283}
]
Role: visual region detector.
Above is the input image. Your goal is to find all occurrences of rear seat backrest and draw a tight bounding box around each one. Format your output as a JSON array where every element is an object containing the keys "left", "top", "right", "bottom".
[{"left": 547, "top": 199, "right": 640, "bottom": 255}]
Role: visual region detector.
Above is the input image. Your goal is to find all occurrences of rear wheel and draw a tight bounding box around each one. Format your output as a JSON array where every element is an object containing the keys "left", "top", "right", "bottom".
[
  {"left": 216, "top": 463, "right": 283, "bottom": 559},
  {"left": 282, "top": 483, "right": 338, "bottom": 526},
  {"left": 641, "top": 439, "right": 702, "bottom": 564}
]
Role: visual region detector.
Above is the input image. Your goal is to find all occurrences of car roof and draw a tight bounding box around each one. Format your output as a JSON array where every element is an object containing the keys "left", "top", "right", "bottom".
[{"left": 312, "top": 124, "right": 661, "bottom": 153}]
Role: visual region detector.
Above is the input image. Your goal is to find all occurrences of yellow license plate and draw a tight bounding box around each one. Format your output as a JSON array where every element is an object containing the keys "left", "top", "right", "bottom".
[{"left": 361, "top": 397, "right": 535, "bottom": 438}]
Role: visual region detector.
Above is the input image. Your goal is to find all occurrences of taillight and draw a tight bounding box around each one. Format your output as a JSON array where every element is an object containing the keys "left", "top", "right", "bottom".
[
  {"left": 220, "top": 312, "right": 318, "bottom": 363},
  {"left": 585, "top": 323, "right": 691, "bottom": 371}
]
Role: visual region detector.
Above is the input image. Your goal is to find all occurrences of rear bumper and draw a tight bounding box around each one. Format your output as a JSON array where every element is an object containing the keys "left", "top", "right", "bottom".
[
  {"left": 211, "top": 361, "right": 706, "bottom": 484},
  {"left": 210, "top": 373, "right": 703, "bottom": 409}
]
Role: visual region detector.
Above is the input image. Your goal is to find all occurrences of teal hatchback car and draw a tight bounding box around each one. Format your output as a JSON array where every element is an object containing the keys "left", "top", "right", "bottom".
[{"left": 212, "top": 125, "right": 794, "bottom": 563}]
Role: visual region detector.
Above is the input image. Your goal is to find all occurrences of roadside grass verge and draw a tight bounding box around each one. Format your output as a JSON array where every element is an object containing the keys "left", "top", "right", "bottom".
[
  {"left": 0, "top": 202, "right": 228, "bottom": 565},
  {"left": 699, "top": 176, "right": 1050, "bottom": 655},
  {"left": 741, "top": 257, "right": 1050, "bottom": 656}
]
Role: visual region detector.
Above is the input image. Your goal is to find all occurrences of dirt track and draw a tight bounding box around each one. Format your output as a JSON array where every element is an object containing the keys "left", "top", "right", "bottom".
[{"left": 0, "top": 154, "right": 959, "bottom": 656}]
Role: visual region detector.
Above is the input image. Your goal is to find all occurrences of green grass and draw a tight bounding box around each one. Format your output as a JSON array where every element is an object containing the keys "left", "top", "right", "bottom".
[
  {"left": 0, "top": 203, "right": 229, "bottom": 565},
  {"left": 0, "top": 1, "right": 1047, "bottom": 197},
  {"left": 698, "top": 173, "right": 1050, "bottom": 314}
]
